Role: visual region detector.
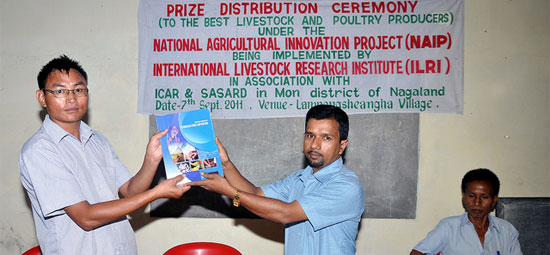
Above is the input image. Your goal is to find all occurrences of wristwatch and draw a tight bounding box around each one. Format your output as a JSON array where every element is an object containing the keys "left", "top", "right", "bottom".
[{"left": 233, "top": 189, "right": 242, "bottom": 207}]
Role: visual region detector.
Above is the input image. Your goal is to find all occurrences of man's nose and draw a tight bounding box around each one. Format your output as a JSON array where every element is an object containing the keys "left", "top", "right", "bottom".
[
  {"left": 310, "top": 137, "right": 321, "bottom": 149},
  {"left": 474, "top": 196, "right": 481, "bottom": 205},
  {"left": 65, "top": 90, "right": 77, "bottom": 101}
]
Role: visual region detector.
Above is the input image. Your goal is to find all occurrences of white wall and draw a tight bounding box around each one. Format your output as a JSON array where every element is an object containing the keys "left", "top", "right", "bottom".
[{"left": 1, "top": 0, "right": 548, "bottom": 254}]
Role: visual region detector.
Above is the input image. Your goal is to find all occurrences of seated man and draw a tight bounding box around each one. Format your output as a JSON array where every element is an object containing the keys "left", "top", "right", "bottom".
[{"left": 410, "top": 168, "right": 522, "bottom": 255}]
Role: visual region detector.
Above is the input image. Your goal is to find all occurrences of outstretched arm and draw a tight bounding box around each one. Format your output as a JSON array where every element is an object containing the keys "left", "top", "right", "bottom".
[
  {"left": 65, "top": 175, "right": 189, "bottom": 231},
  {"left": 65, "top": 129, "right": 191, "bottom": 231},
  {"left": 119, "top": 129, "right": 168, "bottom": 197},
  {"left": 189, "top": 172, "right": 307, "bottom": 225},
  {"left": 190, "top": 138, "right": 307, "bottom": 224},
  {"left": 235, "top": 187, "right": 307, "bottom": 224}
]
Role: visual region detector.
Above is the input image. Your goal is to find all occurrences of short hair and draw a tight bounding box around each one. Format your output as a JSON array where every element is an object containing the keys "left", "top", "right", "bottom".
[
  {"left": 305, "top": 104, "right": 349, "bottom": 141},
  {"left": 461, "top": 168, "right": 500, "bottom": 197},
  {"left": 37, "top": 55, "right": 87, "bottom": 89}
]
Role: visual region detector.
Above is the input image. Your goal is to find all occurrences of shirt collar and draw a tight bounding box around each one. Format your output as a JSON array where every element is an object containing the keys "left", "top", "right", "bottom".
[
  {"left": 43, "top": 115, "right": 94, "bottom": 144},
  {"left": 460, "top": 212, "right": 501, "bottom": 233},
  {"left": 300, "top": 157, "right": 344, "bottom": 183}
]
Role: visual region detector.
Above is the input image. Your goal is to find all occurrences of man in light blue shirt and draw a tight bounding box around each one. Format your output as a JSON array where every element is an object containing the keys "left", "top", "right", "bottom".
[
  {"left": 20, "top": 55, "right": 190, "bottom": 255},
  {"left": 191, "top": 104, "right": 365, "bottom": 255},
  {"left": 262, "top": 157, "right": 364, "bottom": 255},
  {"left": 410, "top": 168, "right": 522, "bottom": 255}
]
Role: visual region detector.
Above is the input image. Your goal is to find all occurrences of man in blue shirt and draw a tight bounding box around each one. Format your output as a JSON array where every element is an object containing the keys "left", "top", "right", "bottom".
[
  {"left": 410, "top": 168, "right": 522, "bottom": 255},
  {"left": 190, "top": 104, "right": 365, "bottom": 255},
  {"left": 20, "top": 55, "right": 190, "bottom": 254}
]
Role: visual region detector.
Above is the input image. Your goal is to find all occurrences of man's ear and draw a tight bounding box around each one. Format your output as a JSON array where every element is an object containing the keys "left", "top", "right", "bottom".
[
  {"left": 36, "top": 89, "right": 47, "bottom": 107},
  {"left": 339, "top": 139, "right": 349, "bottom": 155},
  {"left": 491, "top": 195, "right": 499, "bottom": 211}
]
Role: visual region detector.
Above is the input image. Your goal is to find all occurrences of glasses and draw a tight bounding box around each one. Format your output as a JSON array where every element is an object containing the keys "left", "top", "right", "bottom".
[{"left": 42, "top": 88, "right": 89, "bottom": 98}]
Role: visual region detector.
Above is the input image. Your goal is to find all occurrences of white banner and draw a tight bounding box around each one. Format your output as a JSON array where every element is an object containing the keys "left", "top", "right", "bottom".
[{"left": 138, "top": 0, "right": 464, "bottom": 119}]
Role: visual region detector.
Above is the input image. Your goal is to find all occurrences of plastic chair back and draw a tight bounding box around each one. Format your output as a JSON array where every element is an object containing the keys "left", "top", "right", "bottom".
[
  {"left": 22, "top": 245, "right": 41, "bottom": 255},
  {"left": 163, "top": 242, "right": 242, "bottom": 255}
]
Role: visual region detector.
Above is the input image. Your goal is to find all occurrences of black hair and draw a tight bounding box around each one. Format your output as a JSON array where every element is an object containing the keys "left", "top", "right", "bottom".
[
  {"left": 37, "top": 55, "right": 87, "bottom": 89},
  {"left": 305, "top": 104, "right": 349, "bottom": 141},
  {"left": 461, "top": 168, "right": 500, "bottom": 197}
]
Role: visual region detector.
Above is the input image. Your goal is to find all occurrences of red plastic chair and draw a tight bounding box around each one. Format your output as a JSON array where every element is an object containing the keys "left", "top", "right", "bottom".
[
  {"left": 163, "top": 242, "right": 242, "bottom": 255},
  {"left": 22, "top": 245, "right": 41, "bottom": 255}
]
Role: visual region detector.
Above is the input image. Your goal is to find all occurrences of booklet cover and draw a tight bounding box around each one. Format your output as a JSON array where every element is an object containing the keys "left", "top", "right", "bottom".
[{"left": 156, "top": 109, "right": 223, "bottom": 184}]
